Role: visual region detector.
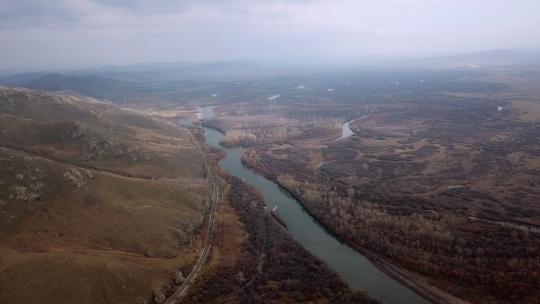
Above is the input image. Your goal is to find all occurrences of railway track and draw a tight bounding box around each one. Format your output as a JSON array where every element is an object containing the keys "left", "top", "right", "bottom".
[{"left": 164, "top": 126, "right": 220, "bottom": 304}]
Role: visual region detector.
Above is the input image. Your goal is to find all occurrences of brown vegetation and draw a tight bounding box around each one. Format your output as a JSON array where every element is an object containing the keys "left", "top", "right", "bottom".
[
  {"left": 210, "top": 70, "right": 540, "bottom": 304},
  {"left": 181, "top": 175, "right": 377, "bottom": 304},
  {"left": 0, "top": 88, "right": 210, "bottom": 304},
  {"left": 204, "top": 102, "right": 342, "bottom": 146}
]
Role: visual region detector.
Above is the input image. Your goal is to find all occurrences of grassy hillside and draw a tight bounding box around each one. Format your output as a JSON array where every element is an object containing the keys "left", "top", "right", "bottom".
[{"left": 0, "top": 88, "right": 210, "bottom": 304}]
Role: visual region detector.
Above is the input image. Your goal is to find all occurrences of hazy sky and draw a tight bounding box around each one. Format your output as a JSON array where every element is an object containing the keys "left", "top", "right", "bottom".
[{"left": 1, "top": 0, "right": 539, "bottom": 71}]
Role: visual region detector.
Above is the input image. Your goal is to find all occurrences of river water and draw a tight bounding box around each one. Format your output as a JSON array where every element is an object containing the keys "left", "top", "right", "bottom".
[{"left": 187, "top": 108, "right": 431, "bottom": 304}]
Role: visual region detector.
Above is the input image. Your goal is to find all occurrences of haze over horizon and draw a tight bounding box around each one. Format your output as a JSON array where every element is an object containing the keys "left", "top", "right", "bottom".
[
  {"left": 1, "top": 0, "right": 540, "bottom": 71},
  {"left": 1, "top": 2, "right": 540, "bottom": 304}
]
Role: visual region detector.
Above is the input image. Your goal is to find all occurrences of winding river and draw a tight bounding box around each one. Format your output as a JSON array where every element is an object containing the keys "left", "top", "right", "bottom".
[{"left": 188, "top": 107, "right": 431, "bottom": 304}]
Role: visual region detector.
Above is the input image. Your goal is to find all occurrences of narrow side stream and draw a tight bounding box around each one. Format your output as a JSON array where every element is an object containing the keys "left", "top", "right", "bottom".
[{"left": 188, "top": 108, "right": 431, "bottom": 304}]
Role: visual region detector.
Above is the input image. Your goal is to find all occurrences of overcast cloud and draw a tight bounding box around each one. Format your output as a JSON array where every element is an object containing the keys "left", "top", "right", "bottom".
[{"left": 1, "top": 0, "right": 539, "bottom": 71}]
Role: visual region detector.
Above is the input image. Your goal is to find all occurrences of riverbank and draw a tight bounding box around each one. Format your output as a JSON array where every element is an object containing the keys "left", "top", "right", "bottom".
[
  {"left": 195, "top": 108, "right": 436, "bottom": 304},
  {"left": 180, "top": 143, "right": 378, "bottom": 303},
  {"left": 239, "top": 153, "right": 470, "bottom": 304}
]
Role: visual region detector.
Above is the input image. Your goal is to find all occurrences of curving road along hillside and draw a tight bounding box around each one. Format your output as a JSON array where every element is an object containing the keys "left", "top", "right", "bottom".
[{"left": 165, "top": 126, "right": 220, "bottom": 304}]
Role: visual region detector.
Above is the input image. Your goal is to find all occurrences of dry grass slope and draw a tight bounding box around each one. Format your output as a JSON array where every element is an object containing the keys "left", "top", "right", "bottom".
[{"left": 0, "top": 88, "right": 210, "bottom": 304}]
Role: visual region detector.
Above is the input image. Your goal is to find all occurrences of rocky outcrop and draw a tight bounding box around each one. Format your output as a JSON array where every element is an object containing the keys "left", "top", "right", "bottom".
[{"left": 63, "top": 168, "right": 94, "bottom": 188}]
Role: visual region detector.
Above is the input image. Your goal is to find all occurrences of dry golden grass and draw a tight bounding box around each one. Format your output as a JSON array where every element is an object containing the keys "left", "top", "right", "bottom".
[
  {"left": 0, "top": 88, "right": 211, "bottom": 303},
  {"left": 0, "top": 245, "right": 201, "bottom": 304},
  {"left": 0, "top": 149, "right": 208, "bottom": 304}
]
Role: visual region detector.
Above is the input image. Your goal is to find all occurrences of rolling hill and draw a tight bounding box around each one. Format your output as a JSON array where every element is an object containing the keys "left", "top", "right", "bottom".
[{"left": 0, "top": 87, "right": 210, "bottom": 304}]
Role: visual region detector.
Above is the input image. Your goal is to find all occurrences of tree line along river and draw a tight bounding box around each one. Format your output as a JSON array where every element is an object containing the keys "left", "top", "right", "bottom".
[{"left": 185, "top": 107, "right": 432, "bottom": 304}]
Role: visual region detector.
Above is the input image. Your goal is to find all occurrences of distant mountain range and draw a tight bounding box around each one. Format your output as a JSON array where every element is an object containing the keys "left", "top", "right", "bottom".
[
  {"left": 1, "top": 49, "right": 538, "bottom": 102},
  {"left": 399, "top": 49, "right": 540, "bottom": 68}
]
